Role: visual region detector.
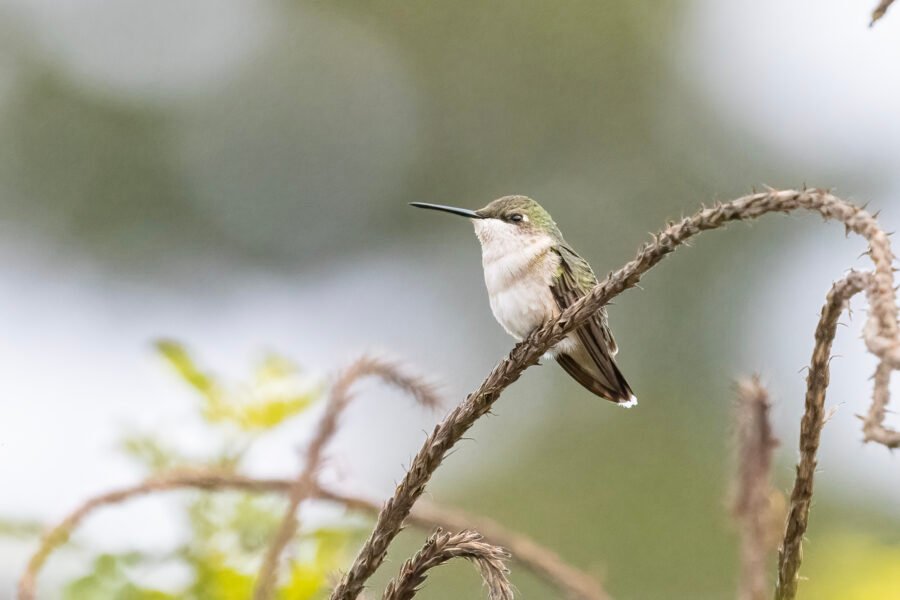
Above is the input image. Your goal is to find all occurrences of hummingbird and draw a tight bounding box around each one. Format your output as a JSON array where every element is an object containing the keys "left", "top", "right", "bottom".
[{"left": 410, "top": 196, "right": 636, "bottom": 407}]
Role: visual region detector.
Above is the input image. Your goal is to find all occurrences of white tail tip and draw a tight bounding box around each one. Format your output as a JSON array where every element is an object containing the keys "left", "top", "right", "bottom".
[{"left": 618, "top": 395, "right": 638, "bottom": 408}]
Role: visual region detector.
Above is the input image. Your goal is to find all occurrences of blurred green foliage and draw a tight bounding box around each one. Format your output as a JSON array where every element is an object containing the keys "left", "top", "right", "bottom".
[
  {"left": 155, "top": 340, "right": 321, "bottom": 431},
  {"left": 0, "top": 518, "right": 44, "bottom": 540},
  {"left": 4, "top": 342, "right": 897, "bottom": 598},
  {"left": 61, "top": 342, "right": 360, "bottom": 599},
  {"left": 802, "top": 531, "right": 900, "bottom": 599}
]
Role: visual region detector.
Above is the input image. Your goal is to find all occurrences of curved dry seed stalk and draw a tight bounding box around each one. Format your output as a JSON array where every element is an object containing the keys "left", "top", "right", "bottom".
[
  {"left": 254, "top": 356, "right": 441, "bottom": 600},
  {"left": 382, "top": 528, "right": 513, "bottom": 600},
  {"left": 408, "top": 502, "right": 608, "bottom": 600},
  {"left": 331, "top": 188, "right": 899, "bottom": 600},
  {"left": 19, "top": 189, "right": 900, "bottom": 600},
  {"left": 18, "top": 470, "right": 602, "bottom": 600},
  {"left": 732, "top": 376, "right": 778, "bottom": 600},
  {"left": 18, "top": 472, "right": 276, "bottom": 600},
  {"left": 871, "top": 0, "right": 897, "bottom": 25},
  {"left": 775, "top": 271, "right": 872, "bottom": 600},
  {"left": 862, "top": 359, "right": 900, "bottom": 448}
]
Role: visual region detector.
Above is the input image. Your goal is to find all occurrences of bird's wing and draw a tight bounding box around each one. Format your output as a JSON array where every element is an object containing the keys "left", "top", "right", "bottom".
[{"left": 550, "top": 245, "right": 634, "bottom": 404}]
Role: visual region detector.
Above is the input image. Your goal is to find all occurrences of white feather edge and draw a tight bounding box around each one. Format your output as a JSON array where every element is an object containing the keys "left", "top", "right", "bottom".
[{"left": 618, "top": 395, "right": 638, "bottom": 408}]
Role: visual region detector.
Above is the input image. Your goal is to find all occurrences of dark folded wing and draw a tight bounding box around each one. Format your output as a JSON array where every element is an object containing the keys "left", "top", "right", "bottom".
[{"left": 551, "top": 245, "right": 634, "bottom": 404}]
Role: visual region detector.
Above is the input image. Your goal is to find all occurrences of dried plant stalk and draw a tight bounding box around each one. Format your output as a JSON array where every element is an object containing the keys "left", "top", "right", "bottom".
[
  {"left": 732, "top": 376, "right": 778, "bottom": 600},
  {"left": 331, "top": 189, "right": 899, "bottom": 600},
  {"left": 862, "top": 359, "right": 900, "bottom": 447},
  {"left": 17, "top": 471, "right": 282, "bottom": 600},
  {"left": 775, "top": 271, "right": 871, "bottom": 600},
  {"left": 254, "top": 356, "right": 440, "bottom": 600},
  {"left": 409, "top": 502, "right": 608, "bottom": 600},
  {"left": 20, "top": 189, "right": 900, "bottom": 600},
  {"left": 18, "top": 470, "right": 603, "bottom": 600},
  {"left": 871, "top": 0, "right": 897, "bottom": 25},
  {"left": 382, "top": 528, "right": 513, "bottom": 600}
]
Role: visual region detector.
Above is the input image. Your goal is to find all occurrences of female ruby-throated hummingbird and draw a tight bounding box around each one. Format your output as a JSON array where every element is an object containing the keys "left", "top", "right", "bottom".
[{"left": 411, "top": 196, "right": 636, "bottom": 407}]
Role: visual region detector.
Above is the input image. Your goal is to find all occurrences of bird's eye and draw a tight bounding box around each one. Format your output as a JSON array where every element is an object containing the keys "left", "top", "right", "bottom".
[{"left": 509, "top": 213, "right": 523, "bottom": 222}]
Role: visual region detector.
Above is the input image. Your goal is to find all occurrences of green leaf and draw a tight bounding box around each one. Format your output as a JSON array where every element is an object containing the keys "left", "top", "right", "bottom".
[
  {"left": 190, "top": 551, "right": 255, "bottom": 600},
  {"left": 235, "top": 354, "right": 321, "bottom": 431},
  {"left": 64, "top": 554, "right": 177, "bottom": 600},
  {"left": 235, "top": 393, "right": 317, "bottom": 431},
  {"left": 281, "top": 562, "right": 325, "bottom": 599},
  {"left": 156, "top": 340, "right": 322, "bottom": 431},
  {"left": 155, "top": 340, "right": 218, "bottom": 399},
  {"left": 119, "top": 586, "right": 179, "bottom": 600},
  {"left": 60, "top": 346, "right": 348, "bottom": 599}
]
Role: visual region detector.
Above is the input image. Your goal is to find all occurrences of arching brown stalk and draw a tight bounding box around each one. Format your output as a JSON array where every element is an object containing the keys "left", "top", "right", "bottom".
[
  {"left": 331, "top": 189, "right": 899, "bottom": 600},
  {"left": 862, "top": 359, "right": 900, "bottom": 448},
  {"left": 381, "top": 528, "right": 513, "bottom": 600},
  {"left": 871, "top": 0, "right": 897, "bottom": 25},
  {"left": 18, "top": 470, "right": 605, "bottom": 600},
  {"left": 19, "top": 189, "right": 900, "bottom": 600},
  {"left": 732, "top": 376, "right": 778, "bottom": 600},
  {"left": 775, "top": 271, "right": 872, "bottom": 600},
  {"left": 254, "top": 356, "right": 440, "bottom": 600}
]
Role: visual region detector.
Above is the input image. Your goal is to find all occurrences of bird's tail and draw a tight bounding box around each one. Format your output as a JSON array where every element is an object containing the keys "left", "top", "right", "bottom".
[{"left": 556, "top": 351, "right": 636, "bottom": 407}]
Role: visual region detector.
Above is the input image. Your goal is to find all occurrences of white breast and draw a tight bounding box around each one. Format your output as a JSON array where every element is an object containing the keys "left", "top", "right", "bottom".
[{"left": 472, "top": 220, "right": 561, "bottom": 341}]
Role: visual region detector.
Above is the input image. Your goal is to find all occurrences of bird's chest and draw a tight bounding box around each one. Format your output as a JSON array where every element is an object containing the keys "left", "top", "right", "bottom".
[{"left": 481, "top": 242, "right": 560, "bottom": 341}]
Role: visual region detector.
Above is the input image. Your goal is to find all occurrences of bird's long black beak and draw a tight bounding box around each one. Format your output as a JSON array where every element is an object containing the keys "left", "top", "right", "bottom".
[{"left": 409, "top": 202, "right": 483, "bottom": 219}]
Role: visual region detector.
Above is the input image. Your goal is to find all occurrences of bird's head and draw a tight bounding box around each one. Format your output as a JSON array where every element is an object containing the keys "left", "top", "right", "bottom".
[{"left": 410, "top": 195, "right": 561, "bottom": 247}]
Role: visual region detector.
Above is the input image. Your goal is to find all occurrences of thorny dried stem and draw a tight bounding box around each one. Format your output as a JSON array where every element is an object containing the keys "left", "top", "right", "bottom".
[
  {"left": 871, "top": 0, "right": 897, "bottom": 25},
  {"left": 409, "top": 502, "right": 609, "bottom": 600},
  {"left": 18, "top": 469, "right": 602, "bottom": 600},
  {"left": 732, "top": 376, "right": 778, "bottom": 600},
  {"left": 331, "top": 188, "right": 900, "bottom": 600},
  {"left": 20, "top": 188, "right": 900, "bottom": 600},
  {"left": 381, "top": 528, "right": 513, "bottom": 600},
  {"left": 862, "top": 359, "right": 900, "bottom": 447},
  {"left": 775, "top": 271, "right": 873, "bottom": 600},
  {"left": 254, "top": 356, "right": 441, "bottom": 600}
]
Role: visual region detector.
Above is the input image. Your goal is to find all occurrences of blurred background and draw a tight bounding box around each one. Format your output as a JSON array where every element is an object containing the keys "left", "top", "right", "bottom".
[{"left": 1, "top": 0, "right": 900, "bottom": 598}]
